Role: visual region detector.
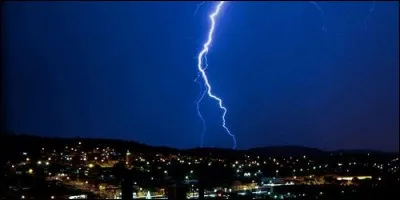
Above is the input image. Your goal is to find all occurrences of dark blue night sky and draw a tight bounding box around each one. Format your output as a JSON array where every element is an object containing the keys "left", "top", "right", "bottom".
[{"left": 3, "top": 2, "right": 399, "bottom": 151}]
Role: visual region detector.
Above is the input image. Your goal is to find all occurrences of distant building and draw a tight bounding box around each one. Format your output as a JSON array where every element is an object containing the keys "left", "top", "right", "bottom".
[
  {"left": 68, "top": 195, "right": 87, "bottom": 199},
  {"left": 125, "top": 150, "right": 132, "bottom": 168},
  {"left": 336, "top": 176, "right": 372, "bottom": 181},
  {"left": 261, "top": 177, "right": 282, "bottom": 185}
]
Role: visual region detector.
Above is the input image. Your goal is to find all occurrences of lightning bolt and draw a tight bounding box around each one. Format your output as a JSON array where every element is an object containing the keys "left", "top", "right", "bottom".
[
  {"left": 194, "top": 1, "right": 325, "bottom": 149},
  {"left": 364, "top": 1, "right": 376, "bottom": 30},
  {"left": 309, "top": 1, "right": 328, "bottom": 32},
  {"left": 194, "top": 52, "right": 207, "bottom": 148},
  {"left": 192, "top": 1, "right": 206, "bottom": 17},
  {"left": 196, "top": 1, "right": 237, "bottom": 149},
  {"left": 195, "top": 78, "right": 207, "bottom": 148}
]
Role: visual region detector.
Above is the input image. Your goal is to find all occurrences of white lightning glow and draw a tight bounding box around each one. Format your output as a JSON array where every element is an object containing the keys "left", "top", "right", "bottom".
[
  {"left": 364, "top": 1, "right": 376, "bottom": 29},
  {"left": 194, "top": 71, "right": 207, "bottom": 148},
  {"left": 195, "top": 51, "right": 208, "bottom": 148},
  {"left": 309, "top": 1, "right": 327, "bottom": 32},
  {"left": 196, "top": 1, "right": 237, "bottom": 149},
  {"left": 192, "top": 1, "right": 206, "bottom": 17}
]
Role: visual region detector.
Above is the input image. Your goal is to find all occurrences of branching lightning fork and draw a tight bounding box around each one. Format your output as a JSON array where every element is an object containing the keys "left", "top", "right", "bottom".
[
  {"left": 364, "top": 1, "right": 376, "bottom": 30},
  {"left": 194, "top": 1, "right": 329, "bottom": 149},
  {"left": 196, "top": 1, "right": 237, "bottom": 149},
  {"left": 309, "top": 1, "right": 328, "bottom": 32},
  {"left": 194, "top": 58, "right": 207, "bottom": 147}
]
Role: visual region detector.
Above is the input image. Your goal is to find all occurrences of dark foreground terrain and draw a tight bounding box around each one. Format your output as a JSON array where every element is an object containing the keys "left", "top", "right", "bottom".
[{"left": 1, "top": 133, "right": 399, "bottom": 199}]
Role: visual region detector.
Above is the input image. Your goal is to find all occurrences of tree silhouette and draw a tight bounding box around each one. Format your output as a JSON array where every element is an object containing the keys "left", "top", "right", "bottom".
[
  {"left": 167, "top": 160, "right": 186, "bottom": 184},
  {"left": 193, "top": 162, "right": 235, "bottom": 200},
  {"left": 111, "top": 162, "right": 134, "bottom": 200},
  {"left": 352, "top": 177, "right": 360, "bottom": 185},
  {"left": 112, "top": 161, "right": 126, "bottom": 182},
  {"left": 88, "top": 164, "right": 102, "bottom": 187},
  {"left": 324, "top": 176, "right": 336, "bottom": 184}
]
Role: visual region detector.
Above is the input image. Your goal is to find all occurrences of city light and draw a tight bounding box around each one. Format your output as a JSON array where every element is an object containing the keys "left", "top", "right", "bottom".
[{"left": 5, "top": 121, "right": 395, "bottom": 199}]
